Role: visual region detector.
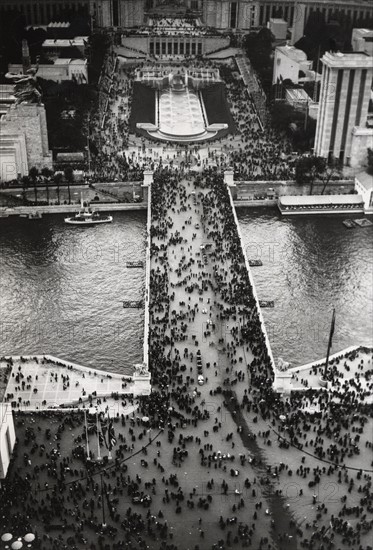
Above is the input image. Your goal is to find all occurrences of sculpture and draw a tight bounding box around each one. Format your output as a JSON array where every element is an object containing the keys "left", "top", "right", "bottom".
[
  {"left": 134, "top": 362, "right": 149, "bottom": 376},
  {"left": 277, "top": 357, "right": 290, "bottom": 372},
  {"left": 5, "top": 61, "right": 42, "bottom": 105}
]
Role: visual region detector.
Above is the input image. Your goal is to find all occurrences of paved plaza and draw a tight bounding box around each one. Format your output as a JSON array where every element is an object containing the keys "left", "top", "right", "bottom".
[{"left": 1, "top": 356, "right": 136, "bottom": 414}]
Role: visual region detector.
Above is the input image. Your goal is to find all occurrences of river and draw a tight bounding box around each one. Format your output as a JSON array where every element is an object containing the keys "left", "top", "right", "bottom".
[{"left": 0, "top": 208, "right": 372, "bottom": 374}]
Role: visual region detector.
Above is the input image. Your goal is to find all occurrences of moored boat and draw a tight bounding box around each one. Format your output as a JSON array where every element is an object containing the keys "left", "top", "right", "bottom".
[{"left": 64, "top": 198, "right": 113, "bottom": 225}]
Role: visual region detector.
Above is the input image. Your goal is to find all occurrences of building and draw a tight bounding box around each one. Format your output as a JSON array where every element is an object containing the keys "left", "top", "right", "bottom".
[
  {"left": 1, "top": 0, "right": 372, "bottom": 33},
  {"left": 0, "top": 104, "right": 53, "bottom": 182},
  {"left": 284, "top": 87, "right": 318, "bottom": 118},
  {"left": 278, "top": 193, "right": 364, "bottom": 214},
  {"left": 352, "top": 28, "right": 373, "bottom": 56},
  {"left": 273, "top": 44, "right": 313, "bottom": 84},
  {"left": 0, "top": 403, "right": 16, "bottom": 485},
  {"left": 349, "top": 125, "right": 373, "bottom": 167},
  {"left": 9, "top": 58, "right": 89, "bottom": 84},
  {"left": 314, "top": 51, "right": 373, "bottom": 164},
  {"left": 268, "top": 17, "right": 288, "bottom": 39},
  {"left": 354, "top": 170, "right": 373, "bottom": 211},
  {"left": 42, "top": 37, "right": 88, "bottom": 58}
]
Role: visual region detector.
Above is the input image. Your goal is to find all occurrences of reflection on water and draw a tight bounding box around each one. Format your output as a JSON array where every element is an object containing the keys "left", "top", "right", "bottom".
[
  {"left": 0, "top": 212, "right": 147, "bottom": 375},
  {"left": 1, "top": 208, "right": 372, "bottom": 374},
  {"left": 237, "top": 208, "right": 373, "bottom": 366}
]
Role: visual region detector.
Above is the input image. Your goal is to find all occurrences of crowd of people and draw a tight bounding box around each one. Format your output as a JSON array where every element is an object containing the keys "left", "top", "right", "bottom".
[
  {"left": 86, "top": 53, "right": 296, "bottom": 185},
  {"left": 1, "top": 167, "right": 372, "bottom": 550}
]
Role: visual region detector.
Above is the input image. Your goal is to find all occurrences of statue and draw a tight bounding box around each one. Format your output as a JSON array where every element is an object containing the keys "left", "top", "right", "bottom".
[
  {"left": 134, "top": 363, "right": 149, "bottom": 376},
  {"left": 6, "top": 60, "right": 42, "bottom": 105},
  {"left": 277, "top": 357, "right": 290, "bottom": 372}
]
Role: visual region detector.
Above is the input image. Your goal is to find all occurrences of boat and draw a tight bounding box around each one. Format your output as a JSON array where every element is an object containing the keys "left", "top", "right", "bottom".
[
  {"left": 64, "top": 198, "right": 113, "bottom": 225},
  {"left": 29, "top": 211, "right": 42, "bottom": 220},
  {"left": 342, "top": 220, "right": 356, "bottom": 229}
]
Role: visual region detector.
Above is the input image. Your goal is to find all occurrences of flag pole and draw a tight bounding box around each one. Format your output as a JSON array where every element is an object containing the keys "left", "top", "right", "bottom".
[
  {"left": 84, "top": 408, "right": 90, "bottom": 460},
  {"left": 100, "top": 473, "right": 107, "bottom": 528},
  {"left": 323, "top": 308, "right": 336, "bottom": 380}
]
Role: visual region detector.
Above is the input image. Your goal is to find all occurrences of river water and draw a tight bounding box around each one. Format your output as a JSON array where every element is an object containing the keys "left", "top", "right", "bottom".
[
  {"left": 0, "top": 211, "right": 147, "bottom": 375},
  {"left": 0, "top": 208, "right": 372, "bottom": 374},
  {"left": 237, "top": 208, "right": 373, "bottom": 366}
]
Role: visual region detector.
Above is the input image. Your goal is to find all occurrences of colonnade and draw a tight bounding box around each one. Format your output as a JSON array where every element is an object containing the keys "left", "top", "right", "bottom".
[{"left": 149, "top": 37, "right": 204, "bottom": 57}]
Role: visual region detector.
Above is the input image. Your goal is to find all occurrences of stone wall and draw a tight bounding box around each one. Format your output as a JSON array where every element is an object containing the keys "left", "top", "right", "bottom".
[{"left": 0, "top": 404, "right": 16, "bottom": 482}]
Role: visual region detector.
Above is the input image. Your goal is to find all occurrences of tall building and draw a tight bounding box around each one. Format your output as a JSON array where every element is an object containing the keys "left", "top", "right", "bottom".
[{"left": 314, "top": 51, "right": 373, "bottom": 164}]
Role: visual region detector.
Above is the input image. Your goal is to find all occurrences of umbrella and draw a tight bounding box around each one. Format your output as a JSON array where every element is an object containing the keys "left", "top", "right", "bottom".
[
  {"left": 24, "top": 535, "right": 35, "bottom": 543},
  {"left": 11, "top": 542, "right": 23, "bottom": 550},
  {"left": 142, "top": 416, "right": 149, "bottom": 423},
  {"left": 1, "top": 534, "right": 12, "bottom": 542},
  {"left": 279, "top": 415, "right": 286, "bottom": 421}
]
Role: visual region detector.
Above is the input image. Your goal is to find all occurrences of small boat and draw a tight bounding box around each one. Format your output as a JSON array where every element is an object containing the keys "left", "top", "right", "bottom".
[
  {"left": 64, "top": 198, "right": 113, "bottom": 225},
  {"left": 29, "top": 211, "right": 42, "bottom": 220},
  {"left": 342, "top": 220, "right": 356, "bottom": 229}
]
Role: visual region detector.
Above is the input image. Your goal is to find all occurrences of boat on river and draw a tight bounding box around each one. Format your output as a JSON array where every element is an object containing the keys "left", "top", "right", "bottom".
[{"left": 64, "top": 199, "right": 113, "bottom": 225}]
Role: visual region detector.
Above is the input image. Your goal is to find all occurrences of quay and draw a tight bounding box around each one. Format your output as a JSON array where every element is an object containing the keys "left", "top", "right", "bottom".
[{"left": 0, "top": 354, "right": 151, "bottom": 413}]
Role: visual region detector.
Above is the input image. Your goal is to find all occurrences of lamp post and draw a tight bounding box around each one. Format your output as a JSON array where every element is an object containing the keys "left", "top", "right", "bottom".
[{"left": 1, "top": 532, "right": 35, "bottom": 549}]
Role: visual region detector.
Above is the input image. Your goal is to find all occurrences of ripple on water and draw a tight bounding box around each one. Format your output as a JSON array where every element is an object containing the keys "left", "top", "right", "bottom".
[
  {"left": 1, "top": 208, "right": 372, "bottom": 374},
  {"left": 0, "top": 211, "right": 147, "bottom": 375},
  {"left": 237, "top": 208, "right": 373, "bottom": 367}
]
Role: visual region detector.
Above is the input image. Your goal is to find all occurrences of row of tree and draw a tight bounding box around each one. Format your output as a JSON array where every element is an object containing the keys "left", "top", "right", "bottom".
[
  {"left": 20, "top": 166, "right": 74, "bottom": 205},
  {"left": 294, "top": 155, "right": 342, "bottom": 195}
]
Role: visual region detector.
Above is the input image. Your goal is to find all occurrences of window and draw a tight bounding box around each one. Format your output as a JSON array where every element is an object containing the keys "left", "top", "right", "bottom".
[{"left": 230, "top": 2, "right": 237, "bottom": 28}]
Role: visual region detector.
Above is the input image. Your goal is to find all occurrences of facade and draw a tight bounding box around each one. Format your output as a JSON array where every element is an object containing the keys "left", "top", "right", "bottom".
[
  {"left": 349, "top": 126, "right": 373, "bottom": 167},
  {"left": 314, "top": 51, "right": 373, "bottom": 164},
  {"left": 354, "top": 170, "right": 373, "bottom": 211},
  {"left": 1, "top": 0, "right": 372, "bottom": 32},
  {"left": 352, "top": 28, "right": 373, "bottom": 56},
  {"left": 42, "top": 37, "right": 88, "bottom": 57},
  {"left": 0, "top": 403, "right": 16, "bottom": 485},
  {"left": 273, "top": 44, "right": 313, "bottom": 84},
  {"left": 9, "top": 59, "right": 89, "bottom": 84},
  {"left": 268, "top": 17, "right": 288, "bottom": 39},
  {"left": 0, "top": 104, "right": 53, "bottom": 182}
]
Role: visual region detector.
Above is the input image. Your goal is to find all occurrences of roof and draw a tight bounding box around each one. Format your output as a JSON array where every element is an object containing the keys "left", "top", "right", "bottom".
[
  {"left": 43, "top": 38, "right": 87, "bottom": 48},
  {"left": 279, "top": 195, "right": 364, "bottom": 206},
  {"left": 353, "top": 28, "right": 373, "bottom": 37},
  {"left": 322, "top": 51, "right": 373, "bottom": 68},
  {"left": 355, "top": 171, "right": 373, "bottom": 191},
  {"left": 276, "top": 45, "right": 308, "bottom": 62},
  {"left": 270, "top": 18, "right": 288, "bottom": 24},
  {"left": 48, "top": 22, "right": 70, "bottom": 28},
  {"left": 286, "top": 88, "right": 313, "bottom": 102}
]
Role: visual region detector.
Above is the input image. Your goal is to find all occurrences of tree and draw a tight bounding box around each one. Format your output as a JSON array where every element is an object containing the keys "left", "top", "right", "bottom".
[
  {"left": 21, "top": 175, "right": 30, "bottom": 205},
  {"left": 295, "top": 155, "right": 327, "bottom": 195},
  {"left": 64, "top": 166, "right": 74, "bottom": 204},
  {"left": 368, "top": 148, "right": 373, "bottom": 176},
  {"left": 244, "top": 29, "right": 275, "bottom": 90},
  {"left": 29, "top": 166, "right": 39, "bottom": 205},
  {"left": 41, "top": 167, "right": 53, "bottom": 204},
  {"left": 320, "top": 159, "right": 342, "bottom": 195},
  {"left": 53, "top": 172, "right": 63, "bottom": 204}
]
